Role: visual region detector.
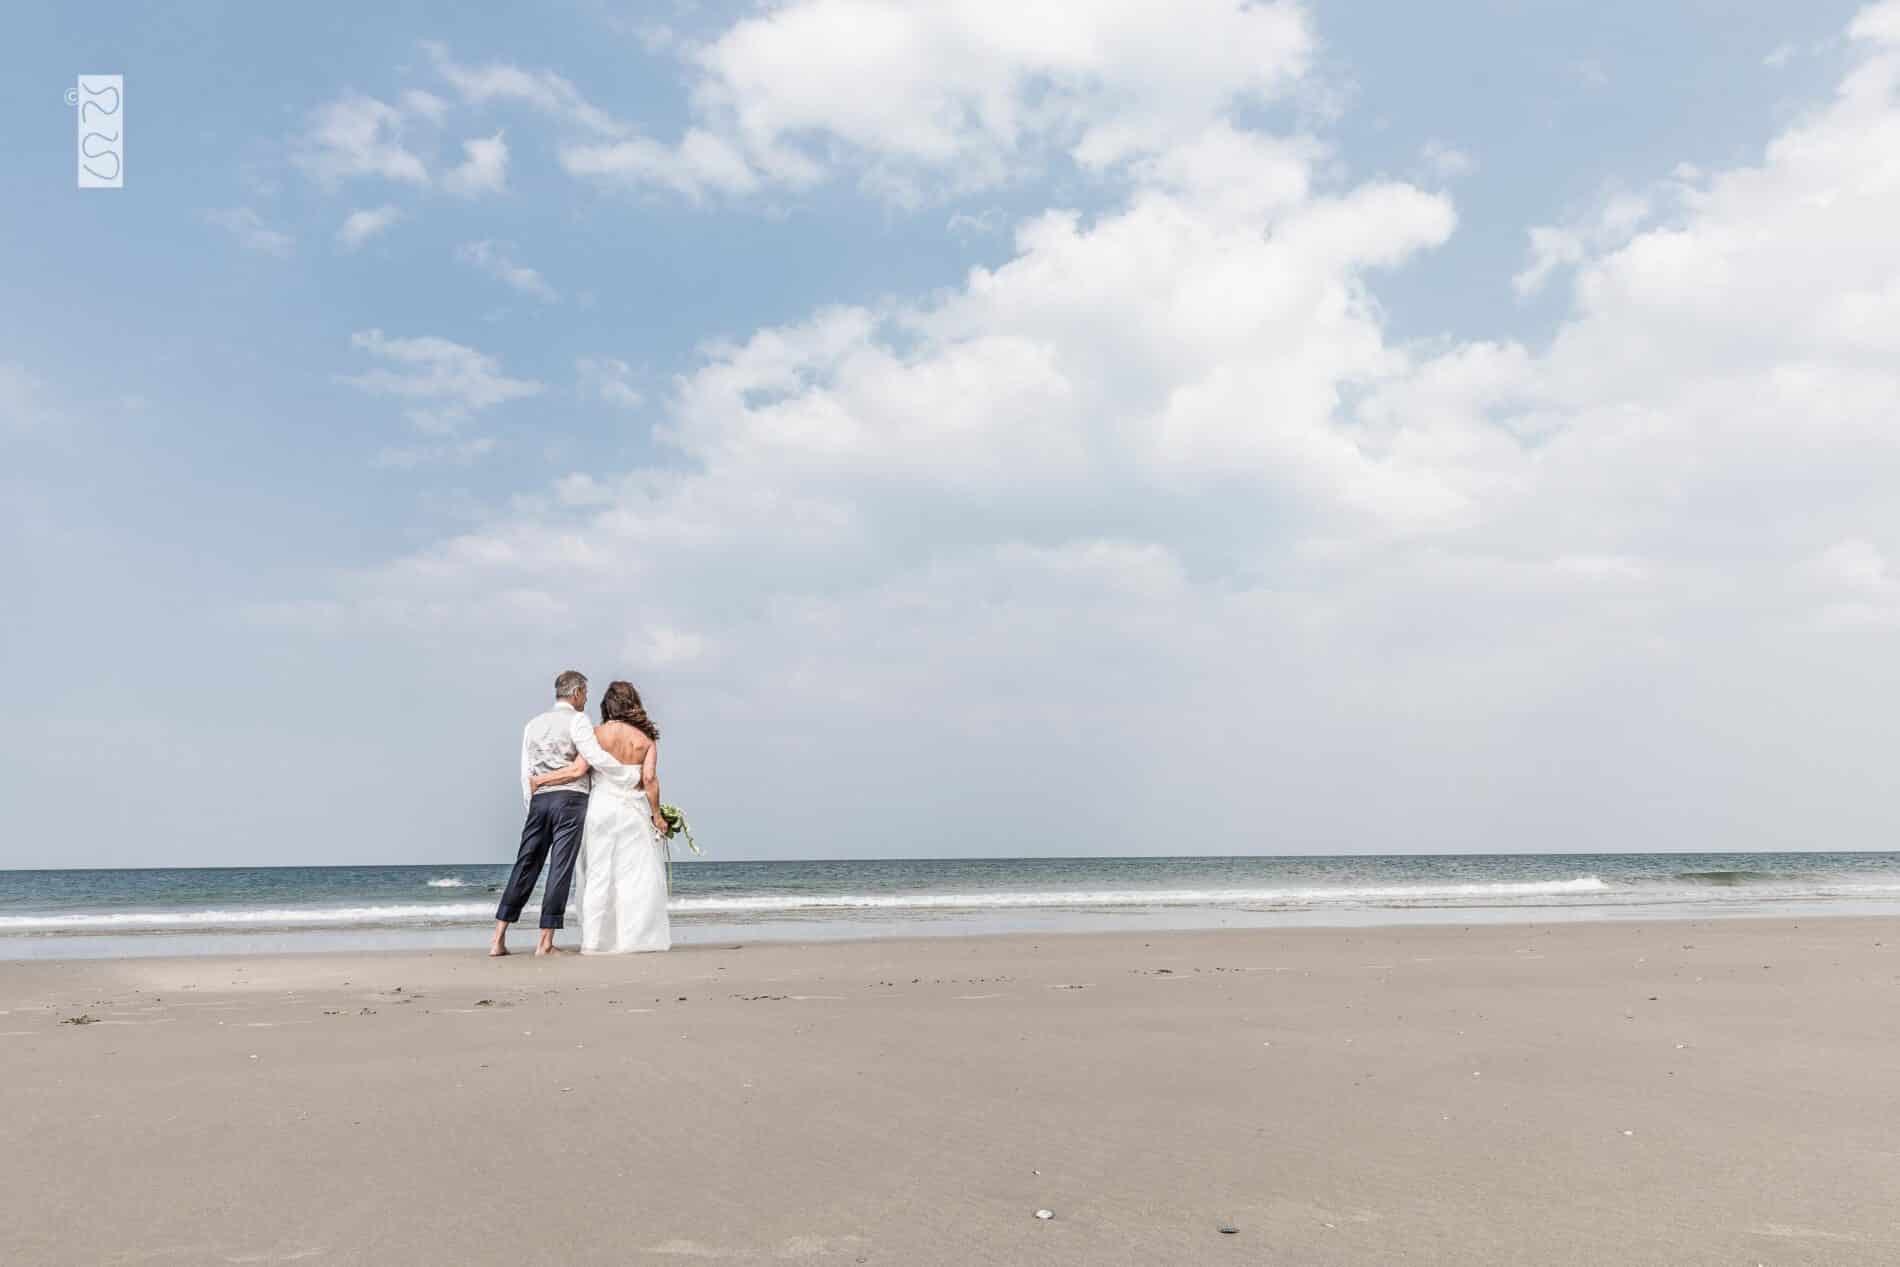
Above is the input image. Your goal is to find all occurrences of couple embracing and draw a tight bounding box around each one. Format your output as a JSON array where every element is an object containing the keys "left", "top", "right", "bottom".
[{"left": 490, "top": 670, "right": 671, "bottom": 957}]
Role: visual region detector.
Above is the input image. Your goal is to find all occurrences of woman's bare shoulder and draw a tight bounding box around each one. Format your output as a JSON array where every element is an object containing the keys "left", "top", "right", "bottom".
[{"left": 594, "top": 721, "right": 648, "bottom": 761}]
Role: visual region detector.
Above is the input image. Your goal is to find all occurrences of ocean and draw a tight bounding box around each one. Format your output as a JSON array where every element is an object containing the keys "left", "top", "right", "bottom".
[{"left": 5, "top": 852, "right": 1900, "bottom": 959}]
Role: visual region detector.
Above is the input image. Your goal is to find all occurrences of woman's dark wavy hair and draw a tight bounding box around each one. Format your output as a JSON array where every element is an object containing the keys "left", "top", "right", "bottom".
[{"left": 599, "top": 680, "right": 659, "bottom": 742}]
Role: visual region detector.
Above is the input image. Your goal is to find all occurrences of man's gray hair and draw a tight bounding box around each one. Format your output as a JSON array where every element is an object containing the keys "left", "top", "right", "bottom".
[{"left": 554, "top": 670, "right": 588, "bottom": 701}]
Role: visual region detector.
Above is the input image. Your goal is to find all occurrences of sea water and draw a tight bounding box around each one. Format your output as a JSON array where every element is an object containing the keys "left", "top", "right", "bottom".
[{"left": 5, "top": 852, "right": 1900, "bottom": 959}]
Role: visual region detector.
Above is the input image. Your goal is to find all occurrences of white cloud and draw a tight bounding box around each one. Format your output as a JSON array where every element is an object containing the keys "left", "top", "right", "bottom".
[
  {"left": 410, "top": 42, "right": 772, "bottom": 202},
  {"left": 373, "top": 436, "right": 500, "bottom": 469},
  {"left": 341, "top": 329, "right": 543, "bottom": 439},
  {"left": 1513, "top": 191, "right": 1655, "bottom": 296},
  {"left": 1764, "top": 43, "right": 1798, "bottom": 69},
  {"left": 947, "top": 208, "right": 1002, "bottom": 237},
  {"left": 296, "top": 1, "right": 1900, "bottom": 853},
  {"left": 206, "top": 206, "right": 294, "bottom": 256},
  {"left": 1129, "top": 123, "right": 1317, "bottom": 224},
  {"left": 635, "top": 25, "right": 679, "bottom": 55},
  {"left": 560, "top": 128, "right": 765, "bottom": 201},
  {"left": 337, "top": 204, "right": 403, "bottom": 250},
  {"left": 578, "top": 357, "right": 643, "bottom": 409},
  {"left": 1420, "top": 139, "right": 1476, "bottom": 180},
  {"left": 565, "top": 0, "right": 1312, "bottom": 202},
  {"left": 402, "top": 89, "right": 450, "bottom": 122},
  {"left": 456, "top": 240, "right": 558, "bottom": 302},
  {"left": 443, "top": 131, "right": 509, "bottom": 197},
  {"left": 633, "top": 626, "right": 712, "bottom": 667},
  {"left": 1512, "top": 225, "right": 1583, "bottom": 298},
  {"left": 555, "top": 472, "right": 616, "bottom": 506},
  {"left": 1810, "top": 538, "right": 1889, "bottom": 591},
  {"left": 294, "top": 94, "right": 432, "bottom": 188},
  {"left": 1801, "top": 539, "right": 1900, "bottom": 630},
  {"left": 318, "top": 103, "right": 1467, "bottom": 681},
  {"left": 1853, "top": 1, "right": 1900, "bottom": 43},
  {"left": 1807, "top": 539, "right": 1900, "bottom": 629},
  {"left": 423, "top": 42, "right": 625, "bottom": 136}
]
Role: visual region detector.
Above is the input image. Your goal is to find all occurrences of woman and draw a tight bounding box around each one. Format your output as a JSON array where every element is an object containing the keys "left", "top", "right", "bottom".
[{"left": 529, "top": 680, "right": 670, "bottom": 953}]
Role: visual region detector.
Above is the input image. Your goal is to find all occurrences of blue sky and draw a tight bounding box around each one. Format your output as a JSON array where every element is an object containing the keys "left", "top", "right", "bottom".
[{"left": 5, "top": 1, "right": 1899, "bottom": 867}]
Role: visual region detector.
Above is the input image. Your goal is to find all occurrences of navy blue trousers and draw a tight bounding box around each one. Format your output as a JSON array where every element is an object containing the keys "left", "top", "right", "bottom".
[{"left": 496, "top": 791, "right": 588, "bottom": 930}]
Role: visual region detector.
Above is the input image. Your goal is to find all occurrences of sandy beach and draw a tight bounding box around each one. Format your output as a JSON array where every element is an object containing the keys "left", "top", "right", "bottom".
[{"left": 5, "top": 918, "right": 1898, "bottom": 1265}]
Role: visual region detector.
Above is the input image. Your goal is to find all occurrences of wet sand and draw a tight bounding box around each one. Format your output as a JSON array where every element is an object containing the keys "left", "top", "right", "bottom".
[{"left": 4, "top": 918, "right": 1898, "bottom": 1265}]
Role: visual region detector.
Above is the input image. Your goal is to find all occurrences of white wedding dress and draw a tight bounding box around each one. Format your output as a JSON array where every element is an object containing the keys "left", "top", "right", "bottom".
[{"left": 573, "top": 756, "right": 671, "bottom": 954}]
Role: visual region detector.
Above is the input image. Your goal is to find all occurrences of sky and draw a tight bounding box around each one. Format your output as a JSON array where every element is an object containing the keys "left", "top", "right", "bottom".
[{"left": 4, "top": 0, "right": 1899, "bottom": 867}]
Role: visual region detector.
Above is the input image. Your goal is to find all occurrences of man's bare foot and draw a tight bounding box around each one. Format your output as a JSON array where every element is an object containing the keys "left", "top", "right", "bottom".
[
  {"left": 534, "top": 944, "right": 571, "bottom": 957},
  {"left": 488, "top": 944, "right": 510, "bottom": 957}
]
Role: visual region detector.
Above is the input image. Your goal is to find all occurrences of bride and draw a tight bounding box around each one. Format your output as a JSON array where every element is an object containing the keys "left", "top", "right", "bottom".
[{"left": 529, "top": 680, "right": 671, "bottom": 954}]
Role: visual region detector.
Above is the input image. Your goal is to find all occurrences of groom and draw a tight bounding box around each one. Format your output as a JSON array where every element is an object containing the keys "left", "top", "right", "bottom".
[{"left": 492, "top": 670, "right": 601, "bottom": 957}]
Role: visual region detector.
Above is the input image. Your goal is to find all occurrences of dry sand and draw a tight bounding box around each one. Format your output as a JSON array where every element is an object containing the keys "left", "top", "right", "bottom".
[{"left": 4, "top": 919, "right": 1898, "bottom": 1265}]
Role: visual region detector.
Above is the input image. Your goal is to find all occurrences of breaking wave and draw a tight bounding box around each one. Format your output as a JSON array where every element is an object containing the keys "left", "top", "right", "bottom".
[
  {"left": 0, "top": 903, "right": 500, "bottom": 932},
  {"left": 18, "top": 866, "right": 1900, "bottom": 940},
  {"left": 670, "top": 877, "right": 1613, "bottom": 914},
  {"left": 0, "top": 876, "right": 1614, "bottom": 934}
]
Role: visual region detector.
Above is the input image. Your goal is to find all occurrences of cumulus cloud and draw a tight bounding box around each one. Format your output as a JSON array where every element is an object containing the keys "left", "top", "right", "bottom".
[
  {"left": 423, "top": 41, "right": 624, "bottom": 136},
  {"left": 456, "top": 240, "right": 558, "bottom": 302},
  {"left": 1512, "top": 191, "right": 1655, "bottom": 297},
  {"left": 563, "top": 0, "right": 1312, "bottom": 203},
  {"left": 340, "top": 329, "right": 542, "bottom": 440},
  {"left": 1420, "top": 139, "right": 1476, "bottom": 180},
  {"left": 295, "top": 84, "right": 503, "bottom": 200},
  {"left": 1810, "top": 538, "right": 1889, "bottom": 591},
  {"left": 560, "top": 128, "right": 764, "bottom": 201},
  {"left": 337, "top": 204, "right": 403, "bottom": 250},
  {"left": 1805, "top": 538, "right": 1900, "bottom": 630},
  {"left": 295, "top": 2, "right": 1900, "bottom": 853},
  {"left": 294, "top": 94, "right": 432, "bottom": 188},
  {"left": 414, "top": 41, "right": 765, "bottom": 200},
  {"left": 401, "top": 89, "right": 450, "bottom": 123},
  {"left": 577, "top": 357, "right": 643, "bottom": 409},
  {"left": 373, "top": 435, "right": 500, "bottom": 469},
  {"left": 1854, "top": 1, "right": 1900, "bottom": 42},
  {"left": 946, "top": 208, "right": 1003, "bottom": 237},
  {"left": 206, "top": 206, "right": 294, "bottom": 256},
  {"left": 443, "top": 131, "right": 509, "bottom": 197},
  {"left": 555, "top": 472, "right": 616, "bottom": 506}
]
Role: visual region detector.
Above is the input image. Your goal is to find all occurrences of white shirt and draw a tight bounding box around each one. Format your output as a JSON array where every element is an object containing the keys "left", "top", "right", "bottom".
[{"left": 519, "top": 701, "right": 621, "bottom": 806}]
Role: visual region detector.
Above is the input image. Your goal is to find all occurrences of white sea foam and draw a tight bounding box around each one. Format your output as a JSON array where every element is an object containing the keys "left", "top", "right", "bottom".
[
  {"left": 0, "top": 879, "right": 1610, "bottom": 932},
  {"left": 426, "top": 877, "right": 469, "bottom": 888},
  {"left": 0, "top": 903, "right": 500, "bottom": 931},
  {"left": 17, "top": 873, "right": 1900, "bottom": 936},
  {"left": 669, "top": 877, "right": 1614, "bottom": 914}
]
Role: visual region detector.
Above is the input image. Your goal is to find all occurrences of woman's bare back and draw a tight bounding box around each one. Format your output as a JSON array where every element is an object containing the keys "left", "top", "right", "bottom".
[{"left": 593, "top": 720, "right": 651, "bottom": 766}]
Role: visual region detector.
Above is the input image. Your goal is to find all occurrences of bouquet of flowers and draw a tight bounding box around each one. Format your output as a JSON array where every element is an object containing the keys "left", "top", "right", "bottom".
[
  {"left": 658, "top": 803, "right": 699, "bottom": 895},
  {"left": 658, "top": 804, "right": 699, "bottom": 855}
]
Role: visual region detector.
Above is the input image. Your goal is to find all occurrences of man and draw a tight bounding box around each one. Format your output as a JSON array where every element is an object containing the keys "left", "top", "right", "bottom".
[{"left": 491, "top": 670, "right": 607, "bottom": 957}]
